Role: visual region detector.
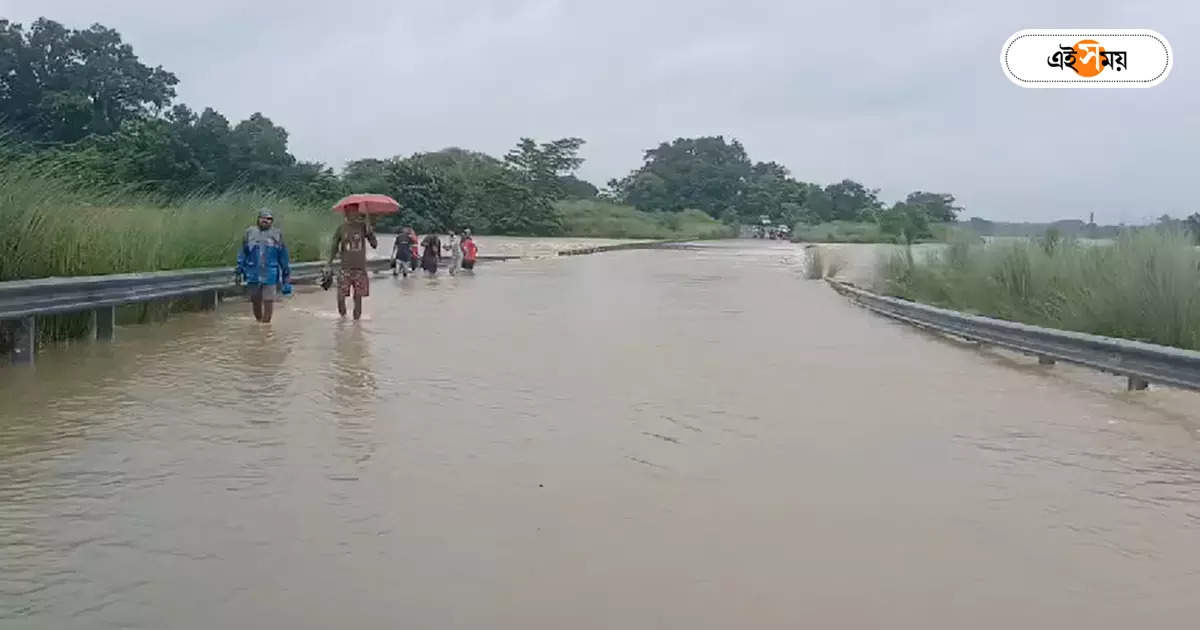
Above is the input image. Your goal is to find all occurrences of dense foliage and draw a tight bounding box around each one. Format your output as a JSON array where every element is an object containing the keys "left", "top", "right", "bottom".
[
  {"left": 604, "top": 136, "right": 963, "bottom": 241},
  {"left": 0, "top": 16, "right": 967, "bottom": 246}
]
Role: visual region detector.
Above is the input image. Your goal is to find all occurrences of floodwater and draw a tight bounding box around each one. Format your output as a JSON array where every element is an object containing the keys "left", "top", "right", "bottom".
[{"left": 3, "top": 239, "right": 1200, "bottom": 629}]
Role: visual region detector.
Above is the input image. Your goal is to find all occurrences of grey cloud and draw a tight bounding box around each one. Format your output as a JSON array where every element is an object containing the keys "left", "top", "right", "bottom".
[{"left": 5, "top": 0, "right": 1197, "bottom": 222}]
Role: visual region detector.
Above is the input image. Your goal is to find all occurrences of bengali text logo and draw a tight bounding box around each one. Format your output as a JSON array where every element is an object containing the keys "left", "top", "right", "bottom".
[{"left": 1002, "top": 29, "right": 1171, "bottom": 88}]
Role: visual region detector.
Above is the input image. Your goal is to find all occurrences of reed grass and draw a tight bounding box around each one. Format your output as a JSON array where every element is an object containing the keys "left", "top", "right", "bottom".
[
  {"left": 0, "top": 152, "right": 340, "bottom": 348},
  {"left": 877, "top": 228, "right": 1200, "bottom": 349}
]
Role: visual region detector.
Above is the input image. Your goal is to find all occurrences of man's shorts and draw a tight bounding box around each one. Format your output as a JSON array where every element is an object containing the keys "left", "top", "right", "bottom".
[
  {"left": 338, "top": 268, "right": 370, "bottom": 298},
  {"left": 248, "top": 283, "right": 278, "bottom": 302}
]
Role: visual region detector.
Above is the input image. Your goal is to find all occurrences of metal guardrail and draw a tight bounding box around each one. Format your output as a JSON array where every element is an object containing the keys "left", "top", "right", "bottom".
[
  {"left": 0, "top": 260, "right": 372, "bottom": 321},
  {"left": 0, "top": 259, "right": 393, "bottom": 364},
  {"left": 827, "top": 279, "right": 1200, "bottom": 392},
  {"left": 0, "top": 240, "right": 683, "bottom": 365}
]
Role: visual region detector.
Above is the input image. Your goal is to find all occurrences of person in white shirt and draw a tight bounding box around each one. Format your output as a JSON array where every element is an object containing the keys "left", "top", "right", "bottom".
[{"left": 446, "top": 229, "right": 463, "bottom": 276}]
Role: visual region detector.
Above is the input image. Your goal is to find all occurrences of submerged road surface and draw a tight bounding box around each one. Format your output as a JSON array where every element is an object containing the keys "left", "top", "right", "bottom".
[{"left": 3, "top": 240, "right": 1200, "bottom": 629}]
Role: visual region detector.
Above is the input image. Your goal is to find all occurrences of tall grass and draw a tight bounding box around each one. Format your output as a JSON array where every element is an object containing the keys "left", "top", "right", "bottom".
[
  {"left": 803, "top": 245, "right": 846, "bottom": 280},
  {"left": 877, "top": 228, "right": 1200, "bottom": 349},
  {"left": 0, "top": 159, "right": 337, "bottom": 281},
  {"left": 0, "top": 152, "right": 340, "bottom": 348},
  {"left": 804, "top": 246, "right": 826, "bottom": 279},
  {"left": 555, "top": 200, "right": 736, "bottom": 240},
  {"left": 792, "top": 220, "right": 961, "bottom": 244}
]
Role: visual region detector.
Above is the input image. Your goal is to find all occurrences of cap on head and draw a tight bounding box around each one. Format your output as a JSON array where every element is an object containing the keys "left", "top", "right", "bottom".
[{"left": 257, "top": 208, "right": 274, "bottom": 219}]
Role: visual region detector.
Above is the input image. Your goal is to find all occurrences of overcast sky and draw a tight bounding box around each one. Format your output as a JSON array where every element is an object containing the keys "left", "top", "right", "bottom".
[{"left": 3, "top": 0, "right": 1196, "bottom": 223}]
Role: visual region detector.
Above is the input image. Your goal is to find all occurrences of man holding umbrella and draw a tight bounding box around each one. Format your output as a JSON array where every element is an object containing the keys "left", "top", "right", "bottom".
[
  {"left": 326, "top": 203, "right": 378, "bottom": 320},
  {"left": 325, "top": 194, "right": 397, "bottom": 320}
]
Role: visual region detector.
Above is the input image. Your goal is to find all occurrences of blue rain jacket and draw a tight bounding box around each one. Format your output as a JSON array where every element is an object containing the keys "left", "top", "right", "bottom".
[{"left": 237, "top": 226, "right": 290, "bottom": 286}]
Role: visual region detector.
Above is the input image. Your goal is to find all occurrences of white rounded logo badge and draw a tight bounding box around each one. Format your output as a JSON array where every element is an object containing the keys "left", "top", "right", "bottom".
[{"left": 1002, "top": 29, "right": 1172, "bottom": 88}]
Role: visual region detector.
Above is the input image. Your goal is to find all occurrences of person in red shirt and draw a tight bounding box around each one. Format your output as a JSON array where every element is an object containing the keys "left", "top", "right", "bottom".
[{"left": 460, "top": 229, "right": 478, "bottom": 271}]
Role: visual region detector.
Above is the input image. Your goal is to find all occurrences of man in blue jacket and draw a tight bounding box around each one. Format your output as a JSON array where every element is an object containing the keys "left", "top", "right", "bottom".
[{"left": 236, "top": 208, "right": 291, "bottom": 323}]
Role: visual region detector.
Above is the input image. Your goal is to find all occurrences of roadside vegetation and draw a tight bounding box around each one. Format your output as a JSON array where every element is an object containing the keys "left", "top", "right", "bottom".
[
  {"left": 0, "top": 156, "right": 336, "bottom": 283},
  {"left": 876, "top": 228, "right": 1200, "bottom": 350},
  {"left": 557, "top": 201, "right": 734, "bottom": 240},
  {"left": 802, "top": 245, "right": 848, "bottom": 280}
]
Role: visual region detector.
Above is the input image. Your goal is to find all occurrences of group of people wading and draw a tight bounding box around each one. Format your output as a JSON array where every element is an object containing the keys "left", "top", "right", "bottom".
[
  {"left": 234, "top": 204, "right": 479, "bottom": 323},
  {"left": 390, "top": 225, "right": 478, "bottom": 278}
]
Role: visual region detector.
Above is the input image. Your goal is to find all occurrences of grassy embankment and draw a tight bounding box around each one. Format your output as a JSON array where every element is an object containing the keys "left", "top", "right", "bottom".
[
  {"left": 0, "top": 155, "right": 340, "bottom": 345},
  {"left": 555, "top": 200, "right": 736, "bottom": 240},
  {"left": 876, "top": 228, "right": 1200, "bottom": 350}
]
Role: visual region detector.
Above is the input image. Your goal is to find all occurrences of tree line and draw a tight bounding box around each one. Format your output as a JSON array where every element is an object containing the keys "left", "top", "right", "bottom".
[
  {"left": 0, "top": 17, "right": 964, "bottom": 240},
  {"left": 606, "top": 136, "right": 961, "bottom": 240}
]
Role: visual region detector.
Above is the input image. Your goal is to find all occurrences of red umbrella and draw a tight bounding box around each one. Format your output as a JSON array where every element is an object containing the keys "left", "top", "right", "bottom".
[{"left": 332, "top": 193, "right": 400, "bottom": 215}]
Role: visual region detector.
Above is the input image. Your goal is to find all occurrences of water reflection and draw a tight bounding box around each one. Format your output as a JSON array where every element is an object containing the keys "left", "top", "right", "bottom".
[
  {"left": 328, "top": 323, "right": 376, "bottom": 470},
  {"left": 230, "top": 325, "right": 295, "bottom": 405}
]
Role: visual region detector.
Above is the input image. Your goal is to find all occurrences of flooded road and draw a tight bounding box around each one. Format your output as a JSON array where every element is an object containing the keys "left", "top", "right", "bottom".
[{"left": 3, "top": 240, "right": 1200, "bottom": 629}]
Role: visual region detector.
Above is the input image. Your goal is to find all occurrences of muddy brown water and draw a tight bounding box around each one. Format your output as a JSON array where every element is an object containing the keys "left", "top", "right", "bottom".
[{"left": 3, "top": 240, "right": 1200, "bottom": 629}]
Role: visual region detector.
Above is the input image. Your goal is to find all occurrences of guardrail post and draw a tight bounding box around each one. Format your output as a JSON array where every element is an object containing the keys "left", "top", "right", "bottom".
[
  {"left": 8, "top": 316, "right": 35, "bottom": 364},
  {"left": 200, "top": 289, "right": 218, "bottom": 310},
  {"left": 1127, "top": 376, "right": 1149, "bottom": 391},
  {"left": 1038, "top": 356, "right": 1056, "bottom": 365},
  {"left": 92, "top": 306, "right": 116, "bottom": 341}
]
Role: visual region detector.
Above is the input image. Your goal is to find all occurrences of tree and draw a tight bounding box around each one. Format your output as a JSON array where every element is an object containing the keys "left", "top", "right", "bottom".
[
  {"left": 175, "top": 106, "right": 234, "bottom": 189},
  {"left": 1184, "top": 213, "right": 1200, "bottom": 244},
  {"left": 558, "top": 174, "right": 598, "bottom": 199},
  {"left": 825, "top": 179, "right": 881, "bottom": 221},
  {"left": 228, "top": 113, "right": 296, "bottom": 189},
  {"left": 740, "top": 162, "right": 807, "bottom": 223},
  {"left": 800, "top": 184, "right": 835, "bottom": 223},
  {"left": 504, "top": 137, "right": 586, "bottom": 199},
  {"left": 611, "top": 136, "right": 753, "bottom": 215},
  {"left": 342, "top": 158, "right": 392, "bottom": 194},
  {"left": 91, "top": 117, "right": 204, "bottom": 195},
  {"left": 373, "top": 160, "right": 464, "bottom": 233},
  {"left": 877, "top": 202, "right": 932, "bottom": 242},
  {"left": 468, "top": 172, "right": 562, "bottom": 235},
  {"left": 0, "top": 18, "right": 178, "bottom": 143},
  {"left": 291, "top": 161, "right": 346, "bottom": 205},
  {"left": 904, "top": 191, "right": 962, "bottom": 223}
]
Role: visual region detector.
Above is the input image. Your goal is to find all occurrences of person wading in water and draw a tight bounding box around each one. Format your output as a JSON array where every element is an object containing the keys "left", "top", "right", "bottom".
[
  {"left": 446, "top": 229, "right": 462, "bottom": 276},
  {"left": 421, "top": 232, "right": 442, "bottom": 275},
  {"left": 236, "top": 208, "right": 291, "bottom": 323},
  {"left": 326, "top": 204, "right": 378, "bottom": 320},
  {"left": 392, "top": 226, "right": 414, "bottom": 277},
  {"left": 460, "top": 229, "right": 478, "bottom": 271}
]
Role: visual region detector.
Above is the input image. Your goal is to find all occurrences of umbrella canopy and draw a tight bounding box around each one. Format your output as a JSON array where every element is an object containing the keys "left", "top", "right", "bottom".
[{"left": 332, "top": 193, "right": 400, "bottom": 215}]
